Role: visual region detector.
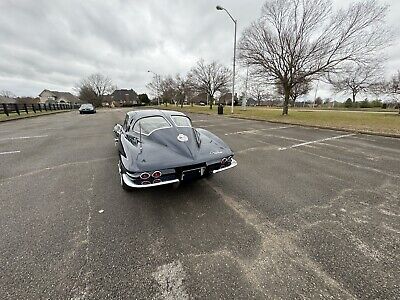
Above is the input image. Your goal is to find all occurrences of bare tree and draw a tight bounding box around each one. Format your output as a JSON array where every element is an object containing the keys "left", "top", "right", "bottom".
[
  {"left": 238, "top": 0, "right": 390, "bottom": 115},
  {"left": 146, "top": 74, "right": 163, "bottom": 105},
  {"left": 385, "top": 71, "right": 400, "bottom": 96},
  {"left": 328, "top": 62, "right": 382, "bottom": 103},
  {"left": 78, "top": 86, "right": 97, "bottom": 104},
  {"left": 173, "top": 74, "right": 195, "bottom": 108},
  {"left": 276, "top": 77, "right": 312, "bottom": 106},
  {"left": 187, "top": 59, "right": 231, "bottom": 109},
  {"left": 76, "top": 73, "right": 116, "bottom": 107},
  {"left": 380, "top": 70, "right": 400, "bottom": 113},
  {"left": 159, "top": 75, "right": 176, "bottom": 105},
  {"left": 0, "top": 90, "right": 16, "bottom": 98},
  {"left": 247, "top": 78, "right": 273, "bottom": 106}
]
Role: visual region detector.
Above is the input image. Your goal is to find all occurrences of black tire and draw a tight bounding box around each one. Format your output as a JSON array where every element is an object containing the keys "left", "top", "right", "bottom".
[
  {"left": 204, "top": 171, "right": 214, "bottom": 179},
  {"left": 172, "top": 181, "right": 181, "bottom": 189}
]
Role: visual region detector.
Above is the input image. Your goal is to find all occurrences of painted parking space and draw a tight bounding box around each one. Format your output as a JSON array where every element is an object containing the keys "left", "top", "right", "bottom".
[{"left": 1, "top": 108, "right": 399, "bottom": 299}]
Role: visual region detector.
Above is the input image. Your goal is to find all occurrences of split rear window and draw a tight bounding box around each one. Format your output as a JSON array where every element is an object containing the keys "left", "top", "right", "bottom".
[
  {"left": 171, "top": 115, "right": 192, "bottom": 127},
  {"left": 132, "top": 116, "right": 171, "bottom": 135}
]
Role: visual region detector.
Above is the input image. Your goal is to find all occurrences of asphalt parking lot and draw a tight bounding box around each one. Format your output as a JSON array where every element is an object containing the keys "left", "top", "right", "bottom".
[{"left": 0, "top": 108, "right": 399, "bottom": 299}]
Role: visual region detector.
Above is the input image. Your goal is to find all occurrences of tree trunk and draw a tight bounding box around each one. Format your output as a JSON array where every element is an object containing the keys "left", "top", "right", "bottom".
[
  {"left": 282, "top": 88, "right": 290, "bottom": 115},
  {"left": 352, "top": 91, "right": 356, "bottom": 103},
  {"left": 208, "top": 94, "right": 212, "bottom": 109}
]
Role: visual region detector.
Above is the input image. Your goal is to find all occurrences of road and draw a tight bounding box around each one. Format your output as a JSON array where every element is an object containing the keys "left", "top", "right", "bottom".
[{"left": 0, "top": 108, "right": 399, "bottom": 299}]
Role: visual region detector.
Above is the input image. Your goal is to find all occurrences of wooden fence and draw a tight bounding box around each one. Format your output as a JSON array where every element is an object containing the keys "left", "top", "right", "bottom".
[{"left": 0, "top": 103, "right": 80, "bottom": 116}]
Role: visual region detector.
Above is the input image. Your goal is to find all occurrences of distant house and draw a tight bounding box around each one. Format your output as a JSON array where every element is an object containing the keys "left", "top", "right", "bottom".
[
  {"left": 110, "top": 89, "right": 139, "bottom": 106},
  {"left": 39, "top": 90, "right": 80, "bottom": 104}
]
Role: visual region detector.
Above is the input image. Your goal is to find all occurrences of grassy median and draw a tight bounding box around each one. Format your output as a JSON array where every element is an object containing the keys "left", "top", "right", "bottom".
[{"left": 153, "top": 105, "right": 400, "bottom": 136}]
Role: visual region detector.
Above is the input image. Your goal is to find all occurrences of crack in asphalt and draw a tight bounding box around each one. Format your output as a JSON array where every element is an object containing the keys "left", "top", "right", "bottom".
[
  {"left": 205, "top": 181, "right": 358, "bottom": 299},
  {"left": 0, "top": 157, "right": 114, "bottom": 183},
  {"left": 296, "top": 149, "right": 400, "bottom": 179},
  {"left": 70, "top": 172, "right": 95, "bottom": 300}
]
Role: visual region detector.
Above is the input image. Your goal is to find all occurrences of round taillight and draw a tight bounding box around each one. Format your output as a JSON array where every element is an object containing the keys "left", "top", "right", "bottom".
[
  {"left": 141, "top": 181, "right": 151, "bottom": 185},
  {"left": 153, "top": 179, "right": 162, "bottom": 183},
  {"left": 140, "top": 172, "right": 150, "bottom": 180},
  {"left": 152, "top": 171, "right": 162, "bottom": 178},
  {"left": 221, "top": 158, "right": 227, "bottom": 164}
]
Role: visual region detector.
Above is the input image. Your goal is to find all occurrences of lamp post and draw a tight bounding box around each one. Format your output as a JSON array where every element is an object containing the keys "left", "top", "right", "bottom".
[
  {"left": 147, "top": 70, "right": 160, "bottom": 106},
  {"left": 216, "top": 5, "right": 237, "bottom": 114}
]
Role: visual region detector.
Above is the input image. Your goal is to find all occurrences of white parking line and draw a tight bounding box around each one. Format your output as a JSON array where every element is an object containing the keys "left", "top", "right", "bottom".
[
  {"left": 225, "top": 126, "right": 294, "bottom": 136},
  {"left": 279, "top": 133, "right": 356, "bottom": 150},
  {"left": 0, "top": 150, "right": 21, "bottom": 155},
  {"left": 200, "top": 121, "right": 253, "bottom": 128},
  {"left": 0, "top": 135, "right": 48, "bottom": 142}
]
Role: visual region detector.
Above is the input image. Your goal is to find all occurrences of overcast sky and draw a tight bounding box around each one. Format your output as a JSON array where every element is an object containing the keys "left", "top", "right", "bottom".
[{"left": 1, "top": 0, "right": 399, "bottom": 99}]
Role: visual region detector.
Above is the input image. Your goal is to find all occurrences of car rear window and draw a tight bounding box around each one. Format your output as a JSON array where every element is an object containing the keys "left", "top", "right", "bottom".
[
  {"left": 133, "top": 116, "right": 171, "bottom": 135},
  {"left": 171, "top": 115, "right": 192, "bottom": 127}
]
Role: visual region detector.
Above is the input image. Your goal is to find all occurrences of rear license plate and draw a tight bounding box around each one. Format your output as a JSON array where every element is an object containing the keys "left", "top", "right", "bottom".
[{"left": 181, "top": 167, "right": 205, "bottom": 181}]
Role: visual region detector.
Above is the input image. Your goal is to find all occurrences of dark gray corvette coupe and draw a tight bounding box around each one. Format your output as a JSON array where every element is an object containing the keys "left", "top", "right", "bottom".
[{"left": 113, "top": 109, "right": 237, "bottom": 189}]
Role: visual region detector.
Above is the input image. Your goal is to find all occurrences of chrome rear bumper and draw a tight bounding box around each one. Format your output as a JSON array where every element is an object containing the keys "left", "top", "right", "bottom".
[
  {"left": 120, "top": 158, "right": 237, "bottom": 188},
  {"left": 212, "top": 158, "right": 237, "bottom": 174},
  {"left": 122, "top": 174, "right": 179, "bottom": 188}
]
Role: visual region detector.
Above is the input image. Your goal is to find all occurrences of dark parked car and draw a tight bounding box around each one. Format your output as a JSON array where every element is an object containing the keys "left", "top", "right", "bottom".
[
  {"left": 79, "top": 103, "right": 96, "bottom": 114},
  {"left": 113, "top": 109, "right": 237, "bottom": 189}
]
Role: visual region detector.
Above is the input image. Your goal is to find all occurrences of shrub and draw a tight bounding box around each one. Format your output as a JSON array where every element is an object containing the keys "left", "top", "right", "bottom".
[
  {"left": 360, "top": 99, "right": 371, "bottom": 108},
  {"left": 370, "top": 99, "right": 382, "bottom": 107},
  {"left": 344, "top": 98, "right": 353, "bottom": 108}
]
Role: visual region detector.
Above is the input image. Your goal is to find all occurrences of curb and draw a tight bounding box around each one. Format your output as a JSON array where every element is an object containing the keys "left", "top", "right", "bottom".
[
  {"left": 0, "top": 110, "right": 73, "bottom": 123},
  {"left": 160, "top": 107, "right": 400, "bottom": 139},
  {"left": 225, "top": 115, "right": 400, "bottom": 139}
]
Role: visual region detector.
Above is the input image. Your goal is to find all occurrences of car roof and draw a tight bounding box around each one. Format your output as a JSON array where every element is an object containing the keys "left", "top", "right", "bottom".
[{"left": 126, "top": 109, "right": 186, "bottom": 121}]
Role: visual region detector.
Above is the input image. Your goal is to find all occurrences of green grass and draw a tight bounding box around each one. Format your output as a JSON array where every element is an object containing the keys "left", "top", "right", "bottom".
[
  {"left": 153, "top": 104, "right": 400, "bottom": 136},
  {"left": 0, "top": 110, "right": 71, "bottom": 122}
]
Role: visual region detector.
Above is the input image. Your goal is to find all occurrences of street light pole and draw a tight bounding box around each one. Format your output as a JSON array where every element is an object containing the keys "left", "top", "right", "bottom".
[
  {"left": 216, "top": 5, "right": 237, "bottom": 114},
  {"left": 147, "top": 70, "right": 160, "bottom": 106}
]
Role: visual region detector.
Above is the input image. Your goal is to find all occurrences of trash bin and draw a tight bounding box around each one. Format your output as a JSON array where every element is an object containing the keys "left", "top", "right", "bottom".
[{"left": 218, "top": 104, "right": 224, "bottom": 115}]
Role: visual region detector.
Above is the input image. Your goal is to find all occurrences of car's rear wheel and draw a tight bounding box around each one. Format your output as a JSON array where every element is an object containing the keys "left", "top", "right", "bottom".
[{"left": 118, "top": 160, "right": 131, "bottom": 191}]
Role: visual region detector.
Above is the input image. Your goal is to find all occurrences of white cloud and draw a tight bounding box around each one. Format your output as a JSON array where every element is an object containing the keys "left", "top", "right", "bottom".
[{"left": 0, "top": 0, "right": 398, "bottom": 98}]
